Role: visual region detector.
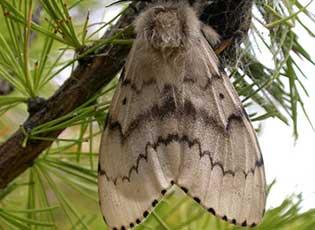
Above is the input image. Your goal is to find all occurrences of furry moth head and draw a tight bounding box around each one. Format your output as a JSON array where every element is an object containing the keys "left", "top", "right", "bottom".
[
  {"left": 98, "top": 1, "right": 266, "bottom": 229},
  {"left": 135, "top": 2, "right": 220, "bottom": 51}
]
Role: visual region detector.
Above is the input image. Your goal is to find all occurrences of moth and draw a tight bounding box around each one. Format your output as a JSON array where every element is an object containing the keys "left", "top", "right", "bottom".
[{"left": 98, "top": 2, "right": 266, "bottom": 229}]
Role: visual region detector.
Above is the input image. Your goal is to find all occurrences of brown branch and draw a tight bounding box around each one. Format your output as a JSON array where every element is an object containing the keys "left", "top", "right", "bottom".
[
  {"left": 0, "top": 0, "right": 253, "bottom": 189},
  {"left": 0, "top": 3, "right": 144, "bottom": 188}
]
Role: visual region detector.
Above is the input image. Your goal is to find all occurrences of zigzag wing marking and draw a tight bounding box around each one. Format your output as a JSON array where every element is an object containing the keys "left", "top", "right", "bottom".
[{"left": 98, "top": 4, "right": 266, "bottom": 230}]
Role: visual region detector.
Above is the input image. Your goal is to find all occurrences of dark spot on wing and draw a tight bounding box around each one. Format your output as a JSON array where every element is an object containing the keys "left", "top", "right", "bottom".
[
  {"left": 152, "top": 199, "right": 158, "bottom": 207},
  {"left": 208, "top": 208, "right": 216, "bottom": 215},
  {"left": 122, "top": 97, "right": 127, "bottom": 105},
  {"left": 181, "top": 186, "right": 189, "bottom": 193},
  {"left": 143, "top": 211, "right": 149, "bottom": 218},
  {"left": 194, "top": 197, "right": 201, "bottom": 203}
]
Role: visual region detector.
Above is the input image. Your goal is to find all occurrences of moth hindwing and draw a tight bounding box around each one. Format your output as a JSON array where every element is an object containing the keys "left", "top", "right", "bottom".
[{"left": 98, "top": 2, "right": 266, "bottom": 229}]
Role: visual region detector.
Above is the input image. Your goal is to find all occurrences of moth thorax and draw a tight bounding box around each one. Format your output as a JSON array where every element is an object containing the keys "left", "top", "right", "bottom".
[{"left": 150, "top": 9, "right": 184, "bottom": 50}]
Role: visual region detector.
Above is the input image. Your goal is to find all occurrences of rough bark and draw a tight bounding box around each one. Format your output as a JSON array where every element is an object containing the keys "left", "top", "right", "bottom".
[{"left": 0, "top": 0, "right": 253, "bottom": 189}]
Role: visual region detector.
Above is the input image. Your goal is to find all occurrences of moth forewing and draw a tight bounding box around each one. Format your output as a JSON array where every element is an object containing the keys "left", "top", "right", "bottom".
[{"left": 98, "top": 2, "right": 266, "bottom": 229}]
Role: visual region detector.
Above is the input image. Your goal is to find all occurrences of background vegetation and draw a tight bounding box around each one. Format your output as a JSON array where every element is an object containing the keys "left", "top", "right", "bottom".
[{"left": 0, "top": 0, "right": 314, "bottom": 229}]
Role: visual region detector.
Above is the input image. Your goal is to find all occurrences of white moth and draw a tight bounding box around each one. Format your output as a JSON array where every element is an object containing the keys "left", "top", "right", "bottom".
[{"left": 98, "top": 2, "right": 266, "bottom": 230}]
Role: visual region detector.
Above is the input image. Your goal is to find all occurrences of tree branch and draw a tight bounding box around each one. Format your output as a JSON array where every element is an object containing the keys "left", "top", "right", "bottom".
[
  {"left": 0, "top": 0, "right": 253, "bottom": 189},
  {"left": 0, "top": 3, "right": 143, "bottom": 188}
]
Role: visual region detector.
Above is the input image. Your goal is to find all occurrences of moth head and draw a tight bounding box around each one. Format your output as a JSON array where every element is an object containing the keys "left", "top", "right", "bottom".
[
  {"left": 153, "top": 8, "right": 181, "bottom": 47},
  {"left": 135, "top": 3, "right": 201, "bottom": 51}
]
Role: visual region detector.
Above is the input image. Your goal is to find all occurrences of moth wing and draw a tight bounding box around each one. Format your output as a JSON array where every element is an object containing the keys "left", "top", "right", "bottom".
[
  {"left": 98, "top": 30, "right": 266, "bottom": 230},
  {"left": 176, "top": 36, "right": 266, "bottom": 227},
  {"left": 98, "top": 41, "right": 182, "bottom": 229}
]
